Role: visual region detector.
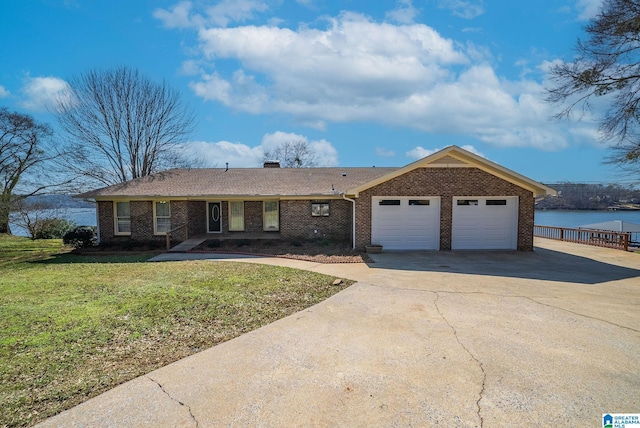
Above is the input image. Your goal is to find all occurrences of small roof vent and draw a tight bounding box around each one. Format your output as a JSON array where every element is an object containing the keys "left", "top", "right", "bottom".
[{"left": 263, "top": 161, "right": 280, "bottom": 168}]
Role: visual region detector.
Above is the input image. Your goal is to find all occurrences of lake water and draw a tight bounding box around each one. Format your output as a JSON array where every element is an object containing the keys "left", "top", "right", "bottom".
[
  {"left": 9, "top": 207, "right": 640, "bottom": 237},
  {"left": 9, "top": 207, "right": 97, "bottom": 237},
  {"left": 535, "top": 210, "right": 640, "bottom": 228}
]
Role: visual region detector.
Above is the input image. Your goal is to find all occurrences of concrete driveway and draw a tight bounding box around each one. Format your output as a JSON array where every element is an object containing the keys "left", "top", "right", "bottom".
[{"left": 38, "top": 239, "right": 640, "bottom": 427}]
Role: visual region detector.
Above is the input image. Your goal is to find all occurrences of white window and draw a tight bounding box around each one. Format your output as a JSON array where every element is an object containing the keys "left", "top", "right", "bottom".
[
  {"left": 263, "top": 200, "right": 279, "bottom": 231},
  {"left": 229, "top": 201, "right": 245, "bottom": 231},
  {"left": 114, "top": 201, "right": 131, "bottom": 235},
  {"left": 154, "top": 201, "right": 171, "bottom": 235},
  {"left": 311, "top": 202, "right": 329, "bottom": 217}
]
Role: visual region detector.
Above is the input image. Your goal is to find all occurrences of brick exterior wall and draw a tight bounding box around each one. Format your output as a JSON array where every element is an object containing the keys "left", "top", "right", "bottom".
[
  {"left": 188, "top": 201, "right": 206, "bottom": 236},
  {"left": 97, "top": 201, "right": 114, "bottom": 242},
  {"left": 355, "top": 167, "right": 535, "bottom": 251},
  {"left": 131, "top": 201, "right": 155, "bottom": 240},
  {"left": 280, "top": 199, "right": 352, "bottom": 242},
  {"left": 96, "top": 167, "right": 534, "bottom": 251},
  {"left": 243, "top": 201, "right": 265, "bottom": 233},
  {"left": 170, "top": 200, "right": 188, "bottom": 241}
]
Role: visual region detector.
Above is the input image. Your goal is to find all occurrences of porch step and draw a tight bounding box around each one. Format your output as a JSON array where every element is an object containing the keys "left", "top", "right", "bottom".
[{"left": 168, "top": 238, "right": 206, "bottom": 253}]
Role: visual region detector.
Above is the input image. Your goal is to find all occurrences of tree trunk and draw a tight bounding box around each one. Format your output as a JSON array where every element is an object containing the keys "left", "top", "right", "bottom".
[{"left": 0, "top": 205, "right": 11, "bottom": 235}]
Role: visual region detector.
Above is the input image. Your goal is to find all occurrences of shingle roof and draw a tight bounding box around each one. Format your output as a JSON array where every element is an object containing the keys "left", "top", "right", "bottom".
[{"left": 79, "top": 167, "right": 398, "bottom": 199}]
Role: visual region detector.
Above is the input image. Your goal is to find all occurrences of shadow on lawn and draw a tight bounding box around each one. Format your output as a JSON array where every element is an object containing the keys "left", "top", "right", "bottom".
[{"left": 34, "top": 252, "right": 161, "bottom": 264}]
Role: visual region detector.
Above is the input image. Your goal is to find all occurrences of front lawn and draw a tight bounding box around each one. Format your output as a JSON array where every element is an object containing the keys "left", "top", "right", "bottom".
[{"left": 0, "top": 235, "right": 348, "bottom": 427}]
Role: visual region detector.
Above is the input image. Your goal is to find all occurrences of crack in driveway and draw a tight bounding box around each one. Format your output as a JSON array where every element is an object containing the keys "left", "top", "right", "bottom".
[
  {"left": 366, "top": 283, "right": 640, "bottom": 334},
  {"left": 147, "top": 376, "right": 199, "bottom": 427},
  {"left": 433, "top": 292, "right": 486, "bottom": 428}
]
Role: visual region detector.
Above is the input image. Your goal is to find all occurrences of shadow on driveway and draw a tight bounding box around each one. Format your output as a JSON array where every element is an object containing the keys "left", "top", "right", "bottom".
[{"left": 366, "top": 246, "right": 640, "bottom": 285}]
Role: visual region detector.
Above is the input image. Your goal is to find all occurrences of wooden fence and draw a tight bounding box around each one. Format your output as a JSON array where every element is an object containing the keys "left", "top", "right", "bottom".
[{"left": 534, "top": 225, "right": 630, "bottom": 251}]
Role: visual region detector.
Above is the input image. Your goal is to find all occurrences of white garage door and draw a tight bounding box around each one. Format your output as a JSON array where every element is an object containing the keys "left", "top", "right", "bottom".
[
  {"left": 452, "top": 196, "right": 518, "bottom": 250},
  {"left": 371, "top": 197, "right": 440, "bottom": 250}
]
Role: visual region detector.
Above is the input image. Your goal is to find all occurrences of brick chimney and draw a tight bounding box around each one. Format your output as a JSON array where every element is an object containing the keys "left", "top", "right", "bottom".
[{"left": 263, "top": 161, "right": 281, "bottom": 168}]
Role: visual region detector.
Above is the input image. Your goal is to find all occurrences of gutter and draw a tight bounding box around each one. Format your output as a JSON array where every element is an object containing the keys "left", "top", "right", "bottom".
[{"left": 342, "top": 193, "right": 357, "bottom": 250}]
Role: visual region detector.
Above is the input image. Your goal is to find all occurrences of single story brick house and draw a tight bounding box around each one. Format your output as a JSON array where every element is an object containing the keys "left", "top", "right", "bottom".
[{"left": 79, "top": 146, "right": 555, "bottom": 251}]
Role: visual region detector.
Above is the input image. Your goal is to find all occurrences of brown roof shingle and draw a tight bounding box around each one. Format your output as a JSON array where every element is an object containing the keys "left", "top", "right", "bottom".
[{"left": 79, "top": 167, "right": 397, "bottom": 199}]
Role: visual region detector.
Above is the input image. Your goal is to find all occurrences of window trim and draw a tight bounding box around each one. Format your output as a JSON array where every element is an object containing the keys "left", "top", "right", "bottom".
[
  {"left": 229, "top": 201, "right": 245, "bottom": 231},
  {"left": 114, "top": 201, "right": 131, "bottom": 236},
  {"left": 311, "top": 201, "right": 330, "bottom": 217},
  {"left": 263, "top": 200, "right": 279, "bottom": 231},
  {"left": 153, "top": 200, "right": 171, "bottom": 235}
]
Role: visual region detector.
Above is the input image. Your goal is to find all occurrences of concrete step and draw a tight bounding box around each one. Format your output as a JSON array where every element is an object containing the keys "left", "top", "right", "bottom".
[{"left": 168, "top": 238, "right": 206, "bottom": 253}]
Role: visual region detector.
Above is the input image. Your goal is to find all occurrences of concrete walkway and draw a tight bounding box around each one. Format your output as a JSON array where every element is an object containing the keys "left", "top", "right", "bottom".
[{"left": 38, "top": 239, "right": 640, "bottom": 427}]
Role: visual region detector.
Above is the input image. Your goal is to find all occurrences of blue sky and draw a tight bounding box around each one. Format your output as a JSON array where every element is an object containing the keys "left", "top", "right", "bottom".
[{"left": 0, "top": 0, "right": 622, "bottom": 185}]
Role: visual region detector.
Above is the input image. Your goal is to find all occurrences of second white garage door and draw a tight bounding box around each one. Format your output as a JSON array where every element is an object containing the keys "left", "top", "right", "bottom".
[
  {"left": 452, "top": 196, "right": 518, "bottom": 250},
  {"left": 371, "top": 197, "right": 440, "bottom": 250}
]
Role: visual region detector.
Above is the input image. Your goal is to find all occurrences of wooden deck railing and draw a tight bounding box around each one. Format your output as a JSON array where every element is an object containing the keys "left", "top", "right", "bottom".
[
  {"left": 166, "top": 224, "right": 188, "bottom": 250},
  {"left": 534, "top": 225, "right": 630, "bottom": 251}
]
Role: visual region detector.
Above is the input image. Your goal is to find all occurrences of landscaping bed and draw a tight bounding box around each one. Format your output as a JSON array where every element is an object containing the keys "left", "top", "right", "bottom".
[{"left": 191, "top": 238, "right": 370, "bottom": 263}]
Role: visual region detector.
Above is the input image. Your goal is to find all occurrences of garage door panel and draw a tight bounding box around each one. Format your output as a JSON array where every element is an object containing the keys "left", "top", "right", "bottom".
[
  {"left": 372, "top": 197, "right": 440, "bottom": 250},
  {"left": 452, "top": 197, "right": 518, "bottom": 250}
]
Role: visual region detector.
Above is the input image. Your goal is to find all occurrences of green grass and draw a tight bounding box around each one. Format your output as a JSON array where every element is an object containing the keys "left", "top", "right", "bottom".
[{"left": 0, "top": 235, "right": 348, "bottom": 427}]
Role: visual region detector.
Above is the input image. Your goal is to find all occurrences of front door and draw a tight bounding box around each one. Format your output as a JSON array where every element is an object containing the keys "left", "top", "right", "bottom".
[{"left": 208, "top": 202, "right": 222, "bottom": 233}]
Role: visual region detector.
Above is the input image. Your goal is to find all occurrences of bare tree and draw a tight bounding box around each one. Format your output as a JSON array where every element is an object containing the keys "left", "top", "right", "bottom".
[
  {"left": 12, "top": 198, "right": 74, "bottom": 240},
  {"left": 263, "top": 140, "right": 317, "bottom": 168},
  {"left": 56, "top": 66, "right": 195, "bottom": 187},
  {"left": 546, "top": 0, "right": 640, "bottom": 168},
  {"left": 0, "top": 108, "right": 63, "bottom": 234}
]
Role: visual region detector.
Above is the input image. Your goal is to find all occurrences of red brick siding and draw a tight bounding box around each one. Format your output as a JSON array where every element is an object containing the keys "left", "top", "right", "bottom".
[
  {"left": 97, "top": 201, "right": 114, "bottom": 242},
  {"left": 188, "top": 201, "right": 206, "bottom": 236},
  {"left": 131, "top": 201, "right": 155, "bottom": 240},
  {"left": 170, "top": 200, "right": 188, "bottom": 241},
  {"left": 280, "top": 199, "right": 351, "bottom": 242},
  {"left": 356, "top": 168, "right": 535, "bottom": 251},
  {"left": 243, "top": 201, "right": 264, "bottom": 233}
]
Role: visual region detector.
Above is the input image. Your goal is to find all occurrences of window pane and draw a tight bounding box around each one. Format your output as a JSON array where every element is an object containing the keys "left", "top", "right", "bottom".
[
  {"left": 156, "top": 218, "right": 171, "bottom": 233},
  {"left": 457, "top": 200, "right": 478, "bottom": 206},
  {"left": 116, "top": 202, "right": 130, "bottom": 217},
  {"left": 311, "top": 202, "right": 329, "bottom": 216},
  {"left": 155, "top": 201, "right": 170, "bottom": 216},
  {"left": 117, "top": 219, "right": 131, "bottom": 233},
  {"left": 486, "top": 199, "right": 507, "bottom": 206},
  {"left": 264, "top": 201, "right": 279, "bottom": 230},
  {"left": 409, "top": 200, "right": 430, "bottom": 206},
  {"left": 230, "top": 201, "right": 244, "bottom": 231},
  {"left": 379, "top": 199, "right": 401, "bottom": 205}
]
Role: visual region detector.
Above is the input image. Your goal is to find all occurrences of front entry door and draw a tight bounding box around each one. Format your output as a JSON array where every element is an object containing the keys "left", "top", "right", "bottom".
[{"left": 208, "top": 202, "right": 222, "bottom": 233}]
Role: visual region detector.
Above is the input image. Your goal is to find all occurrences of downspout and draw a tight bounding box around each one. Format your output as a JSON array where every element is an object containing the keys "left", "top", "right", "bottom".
[{"left": 342, "top": 193, "right": 356, "bottom": 250}]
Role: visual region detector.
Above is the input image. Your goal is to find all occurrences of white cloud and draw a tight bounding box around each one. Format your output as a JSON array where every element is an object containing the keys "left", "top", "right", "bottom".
[
  {"left": 159, "top": 5, "right": 598, "bottom": 151},
  {"left": 153, "top": 1, "right": 195, "bottom": 29},
  {"left": 575, "top": 0, "right": 603, "bottom": 21},
  {"left": 205, "top": 0, "right": 269, "bottom": 27},
  {"left": 185, "top": 140, "right": 263, "bottom": 167},
  {"left": 386, "top": 0, "right": 419, "bottom": 24},
  {"left": 0, "top": 85, "right": 10, "bottom": 98},
  {"left": 20, "top": 76, "right": 72, "bottom": 112},
  {"left": 154, "top": 0, "right": 268, "bottom": 29},
  {"left": 184, "top": 131, "right": 339, "bottom": 168},
  {"left": 438, "top": 0, "right": 484, "bottom": 19},
  {"left": 406, "top": 144, "right": 485, "bottom": 159}
]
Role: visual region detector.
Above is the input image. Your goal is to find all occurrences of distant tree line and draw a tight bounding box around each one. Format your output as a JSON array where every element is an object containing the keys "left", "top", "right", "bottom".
[{"left": 537, "top": 183, "right": 640, "bottom": 210}]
